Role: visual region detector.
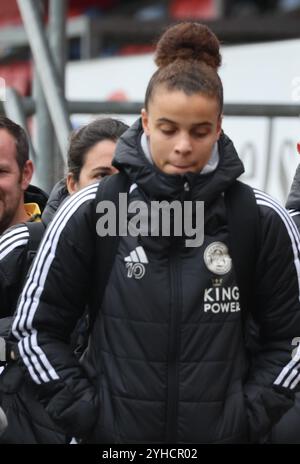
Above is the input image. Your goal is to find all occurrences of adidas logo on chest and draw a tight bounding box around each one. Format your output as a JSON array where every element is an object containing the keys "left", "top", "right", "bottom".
[{"left": 124, "top": 246, "right": 148, "bottom": 279}]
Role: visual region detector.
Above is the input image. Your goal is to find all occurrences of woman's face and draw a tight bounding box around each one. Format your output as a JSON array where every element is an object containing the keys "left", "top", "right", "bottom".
[
  {"left": 141, "top": 87, "right": 222, "bottom": 175},
  {"left": 67, "top": 139, "right": 118, "bottom": 194}
]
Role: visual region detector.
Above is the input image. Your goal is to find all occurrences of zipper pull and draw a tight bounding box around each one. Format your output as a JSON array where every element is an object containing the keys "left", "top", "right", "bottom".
[{"left": 184, "top": 181, "right": 190, "bottom": 192}]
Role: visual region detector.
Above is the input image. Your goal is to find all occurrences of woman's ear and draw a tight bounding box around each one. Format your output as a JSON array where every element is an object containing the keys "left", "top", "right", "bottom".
[
  {"left": 141, "top": 108, "right": 150, "bottom": 136},
  {"left": 66, "top": 173, "right": 78, "bottom": 194},
  {"left": 216, "top": 114, "right": 223, "bottom": 140}
]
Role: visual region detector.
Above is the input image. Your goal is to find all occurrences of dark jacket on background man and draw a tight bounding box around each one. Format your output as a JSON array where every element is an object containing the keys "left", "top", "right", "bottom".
[
  {"left": 0, "top": 180, "right": 67, "bottom": 318},
  {"left": 12, "top": 120, "right": 300, "bottom": 443},
  {"left": 0, "top": 180, "right": 69, "bottom": 444},
  {"left": 24, "top": 184, "right": 48, "bottom": 215}
]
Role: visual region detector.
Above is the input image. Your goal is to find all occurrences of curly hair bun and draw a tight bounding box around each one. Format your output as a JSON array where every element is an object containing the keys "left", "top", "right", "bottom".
[{"left": 155, "top": 22, "right": 221, "bottom": 70}]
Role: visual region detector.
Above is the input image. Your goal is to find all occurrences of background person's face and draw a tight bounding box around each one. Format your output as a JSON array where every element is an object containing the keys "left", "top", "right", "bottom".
[
  {"left": 142, "top": 88, "right": 222, "bottom": 175},
  {"left": 67, "top": 139, "right": 119, "bottom": 194},
  {"left": 0, "top": 129, "right": 31, "bottom": 234}
]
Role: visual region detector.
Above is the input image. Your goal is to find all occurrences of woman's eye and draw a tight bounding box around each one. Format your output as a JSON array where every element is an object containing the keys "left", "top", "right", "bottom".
[
  {"left": 96, "top": 172, "right": 109, "bottom": 179},
  {"left": 194, "top": 132, "right": 209, "bottom": 138},
  {"left": 161, "top": 128, "right": 175, "bottom": 135}
]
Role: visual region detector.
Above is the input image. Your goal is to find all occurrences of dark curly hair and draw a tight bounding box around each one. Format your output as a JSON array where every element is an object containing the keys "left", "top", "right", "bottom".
[{"left": 145, "top": 22, "right": 223, "bottom": 114}]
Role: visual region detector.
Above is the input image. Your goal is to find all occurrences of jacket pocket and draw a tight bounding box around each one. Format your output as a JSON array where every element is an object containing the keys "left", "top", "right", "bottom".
[
  {"left": 0, "top": 379, "right": 67, "bottom": 443},
  {"left": 245, "top": 386, "right": 294, "bottom": 443},
  {"left": 45, "top": 380, "right": 99, "bottom": 440}
]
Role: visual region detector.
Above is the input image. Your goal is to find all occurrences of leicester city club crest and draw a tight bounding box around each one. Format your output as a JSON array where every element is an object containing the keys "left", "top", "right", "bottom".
[{"left": 204, "top": 241, "right": 232, "bottom": 275}]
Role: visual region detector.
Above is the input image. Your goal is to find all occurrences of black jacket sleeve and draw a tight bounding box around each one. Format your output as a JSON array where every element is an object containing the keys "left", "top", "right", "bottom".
[
  {"left": 0, "top": 224, "right": 30, "bottom": 318},
  {"left": 244, "top": 189, "right": 300, "bottom": 442},
  {"left": 12, "top": 184, "right": 100, "bottom": 439}
]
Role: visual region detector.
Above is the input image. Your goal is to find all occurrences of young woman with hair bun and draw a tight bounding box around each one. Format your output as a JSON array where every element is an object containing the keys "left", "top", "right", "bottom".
[{"left": 12, "top": 22, "right": 300, "bottom": 444}]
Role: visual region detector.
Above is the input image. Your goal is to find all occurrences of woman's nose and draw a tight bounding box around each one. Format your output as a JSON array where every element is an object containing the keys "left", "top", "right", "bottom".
[{"left": 174, "top": 135, "right": 192, "bottom": 154}]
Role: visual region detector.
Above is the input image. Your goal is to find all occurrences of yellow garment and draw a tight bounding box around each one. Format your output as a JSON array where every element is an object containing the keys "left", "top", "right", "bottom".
[{"left": 24, "top": 203, "right": 42, "bottom": 222}]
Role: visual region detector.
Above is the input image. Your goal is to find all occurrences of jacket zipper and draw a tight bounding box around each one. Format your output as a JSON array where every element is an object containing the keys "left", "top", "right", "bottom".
[{"left": 166, "top": 249, "right": 182, "bottom": 442}]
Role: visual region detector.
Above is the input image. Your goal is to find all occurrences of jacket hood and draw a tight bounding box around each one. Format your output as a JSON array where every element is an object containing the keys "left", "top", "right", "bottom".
[
  {"left": 41, "top": 179, "right": 69, "bottom": 226},
  {"left": 113, "top": 118, "right": 244, "bottom": 203},
  {"left": 24, "top": 184, "right": 48, "bottom": 212},
  {"left": 286, "top": 163, "right": 300, "bottom": 210}
]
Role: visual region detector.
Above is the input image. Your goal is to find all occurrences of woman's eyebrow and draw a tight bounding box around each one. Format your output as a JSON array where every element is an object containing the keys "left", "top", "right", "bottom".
[{"left": 90, "top": 166, "right": 112, "bottom": 174}]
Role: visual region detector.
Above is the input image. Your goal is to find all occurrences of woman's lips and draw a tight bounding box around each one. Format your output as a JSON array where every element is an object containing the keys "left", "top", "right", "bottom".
[{"left": 170, "top": 164, "right": 194, "bottom": 171}]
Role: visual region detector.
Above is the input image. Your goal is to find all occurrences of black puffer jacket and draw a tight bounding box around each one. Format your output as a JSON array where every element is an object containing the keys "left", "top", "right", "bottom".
[
  {"left": 0, "top": 181, "right": 68, "bottom": 444},
  {"left": 0, "top": 180, "right": 67, "bottom": 318},
  {"left": 267, "top": 165, "right": 300, "bottom": 444},
  {"left": 12, "top": 120, "right": 300, "bottom": 443}
]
